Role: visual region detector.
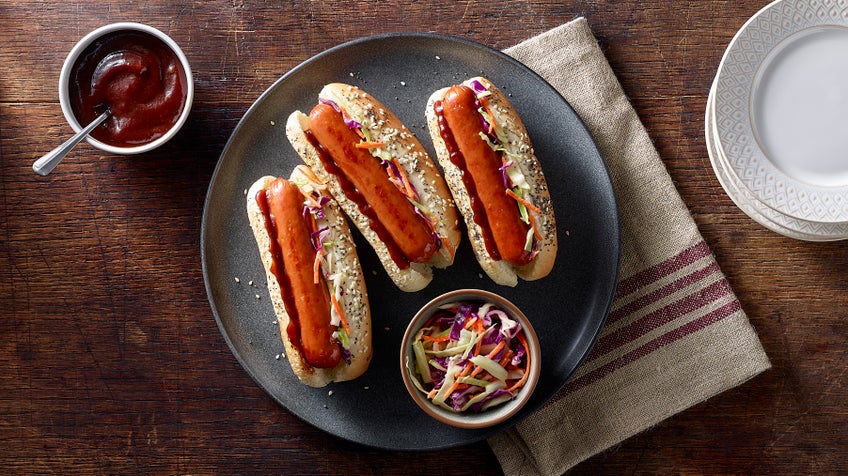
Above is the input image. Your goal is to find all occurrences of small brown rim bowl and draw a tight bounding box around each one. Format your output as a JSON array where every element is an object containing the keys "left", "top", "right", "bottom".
[{"left": 400, "top": 289, "right": 541, "bottom": 429}]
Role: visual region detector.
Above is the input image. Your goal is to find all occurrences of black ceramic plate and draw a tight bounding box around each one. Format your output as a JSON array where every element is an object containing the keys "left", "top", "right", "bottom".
[{"left": 202, "top": 33, "right": 620, "bottom": 450}]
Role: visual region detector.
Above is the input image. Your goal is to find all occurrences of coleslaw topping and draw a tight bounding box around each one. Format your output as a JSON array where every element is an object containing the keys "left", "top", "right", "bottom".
[
  {"left": 293, "top": 173, "right": 352, "bottom": 364},
  {"left": 469, "top": 80, "right": 541, "bottom": 258}
]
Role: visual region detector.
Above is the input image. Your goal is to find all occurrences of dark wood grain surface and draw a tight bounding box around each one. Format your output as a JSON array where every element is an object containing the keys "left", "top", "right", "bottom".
[{"left": 2, "top": 1, "right": 846, "bottom": 474}]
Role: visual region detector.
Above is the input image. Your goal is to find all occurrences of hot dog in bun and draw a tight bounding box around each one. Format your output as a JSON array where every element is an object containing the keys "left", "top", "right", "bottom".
[
  {"left": 426, "top": 77, "right": 557, "bottom": 287},
  {"left": 286, "top": 83, "right": 461, "bottom": 293},
  {"left": 246, "top": 165, "right": 372, "bottom": 387}
]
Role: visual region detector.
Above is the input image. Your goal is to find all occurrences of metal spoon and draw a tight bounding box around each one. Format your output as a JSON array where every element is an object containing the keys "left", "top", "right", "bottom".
[{"left": 32, "top": 110, "right": 110, "bottom": 176}]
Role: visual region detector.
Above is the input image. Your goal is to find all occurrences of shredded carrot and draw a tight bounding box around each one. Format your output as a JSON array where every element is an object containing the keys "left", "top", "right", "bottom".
[
  {"left": 507, "top": 368, "right": 530, "bottom": 393},
  {"left": 442, "top": 363, "right": 474, "bottom": 400},
  {"left": 473, "top": 319, "right": 485, "bottom": 356},
  {"left": 479, "top": 102, "right": 498, "bottom": 135},
  {"left": 422, "top": 334, "right": 450, "bottom": 343},
  {"left": 391, "top": 157, "right": 419, "bottom": 201},
  {"left": 464, "top": 316, "right": 478, "bottom": 329},
  {"left": 442, "top": 382, "right": 469, "bottom": 401},
  {"left": 355, "top": 128, "right": 366, "bottom": 140},
  {"left": 486, "top": 339, "right": 507, "bottom": 359},
  {"left": 307, "top": 207, "right": 318, "bottom": 229},
  {"left": 312, "top": 248, "right": 323, "bottom": 284},
  {"left": 507, "top": 369, "right": 530, "bottom": 392},
  {"left": 507, "top": 332, "right": 532, "bottom": 392},
  {"left": 355, "top": 140, "right": 386, "bottom": 149},
  {"left": 330, "top": 291, "right": 351, "bottom": 334},
  {"left": 303, "top": 191, "right": 323, "bottom": 209},
  {"left": 506, "top": 188, "right": 542, "bottom": 214},
  {"left": 469, "top": 340, "right": 506, "bottom": 379},
  {"left": 472, "top": 336, "right": 484, "bottom": 359},
  {"left": 498, "top": 349, "right": 515, "bottom": 368}
]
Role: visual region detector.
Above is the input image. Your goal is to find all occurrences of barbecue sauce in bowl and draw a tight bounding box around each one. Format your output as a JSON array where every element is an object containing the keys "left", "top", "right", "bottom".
[{"left": 68, "top": 30, "right": 188, "bottom": 148}]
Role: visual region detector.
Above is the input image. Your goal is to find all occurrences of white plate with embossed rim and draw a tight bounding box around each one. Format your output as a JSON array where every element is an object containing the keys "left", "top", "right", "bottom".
[
  {"left": 712, "top": 0, "right": 848, "bottom": 224},
  {"left": 707, "top": 80, "right": 848, "bottom": 241}
]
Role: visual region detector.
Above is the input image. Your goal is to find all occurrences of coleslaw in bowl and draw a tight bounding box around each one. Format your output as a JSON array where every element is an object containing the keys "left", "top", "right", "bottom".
[{"left": 400, "top": 289, "right": 541, "bottom": 429}]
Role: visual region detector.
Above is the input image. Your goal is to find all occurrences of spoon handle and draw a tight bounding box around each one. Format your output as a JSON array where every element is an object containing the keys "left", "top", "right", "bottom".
[{"left": 33, "top": 110, "right": 110, "bottom": 176}]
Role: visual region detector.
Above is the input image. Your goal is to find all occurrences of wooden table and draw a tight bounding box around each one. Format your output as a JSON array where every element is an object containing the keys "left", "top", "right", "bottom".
[{"left": 2, "top": 1, "right": 846, "bottom": 474}]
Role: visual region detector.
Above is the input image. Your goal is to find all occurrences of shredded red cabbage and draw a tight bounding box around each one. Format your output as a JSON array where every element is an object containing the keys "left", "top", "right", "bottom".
[
  {"left": 451, "top": 385, "right": 478, "bottom": 411},
  {"left": 431, "top": 232, "right": 443, "bottom": 252},
  {"left": 511, "top": 341, "right": 526, "bottom": 366},
  {"left": 499, "top": 160, "right": 514, "bottom": 189},
  {"left": 480, "top": 115, "right": 493, "bottom": 136},
  {"left": 318, "top": 97, "right": 361, "bottom": 130},
  {"left": 385, "top": 158, "right": 402, "bottom": 178},
  {"left": 429, "top": 368, "right": 446, "bottom": 385},
  {"left": 449, "top": 314, "right": 466, "bottom": 341},
  {"left": 304, "top": 204, "right": 324, "bottom": 220},
  {"left": 481, "top": 326, "right": 503, "bottom": 346},
  {"left": 469, "top": 79, "right": 487, "bottom": 94},
  {"left": 318, "top": 97, "right": 339, "bottom": 111},
  {"left": 340, "top": 346, "right": 352, "bottom": 365},
  {"left": 310, "top": 226, "right": 329, "bottom": 251},
  {"left": 345, "top": 116, "right": 362, "bottom": 130},
  {"left": 449, "top": 304, "right": 475, "bottom": 340},
  {"left": 302, "top": 195, "right": 330, "bottom": 220},
  {"left": 470, "top": 388, "right": 514, "bottom": 413}
]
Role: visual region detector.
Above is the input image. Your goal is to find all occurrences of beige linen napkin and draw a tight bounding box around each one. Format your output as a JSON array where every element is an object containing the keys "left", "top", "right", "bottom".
[{"left": 488, "top": 18, "right": 771, "bottom": 475}]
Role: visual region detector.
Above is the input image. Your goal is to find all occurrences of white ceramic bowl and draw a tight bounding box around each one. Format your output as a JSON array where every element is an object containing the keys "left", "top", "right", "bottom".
[
  {"left": 58, "top": 22, "right": 193, "bottom": 155},
  {"left": 400, "top": 289, "right": 541, "bottom": 429}
]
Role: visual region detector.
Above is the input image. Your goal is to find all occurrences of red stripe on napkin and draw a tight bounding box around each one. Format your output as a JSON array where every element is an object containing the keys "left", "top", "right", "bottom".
[
  {"left": 614, "top": 241, "right": 712, "bottom": 299},
  {"left": 592, "top": 278, "right": 731, "bottom": 358},
  {"left": 547, "top": 239, "right": 739, "bottom": 402},
  {"left": 557, "top": 299, "right": 741, "bottom": 397},
  {"left": 607, "top": 261, "right": 721, "bottom": 325}
]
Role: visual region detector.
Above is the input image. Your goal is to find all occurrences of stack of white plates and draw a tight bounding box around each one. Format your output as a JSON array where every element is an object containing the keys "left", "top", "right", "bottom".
[{"left": 706, "top": 0, "right": 848, "bottom": 241}]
